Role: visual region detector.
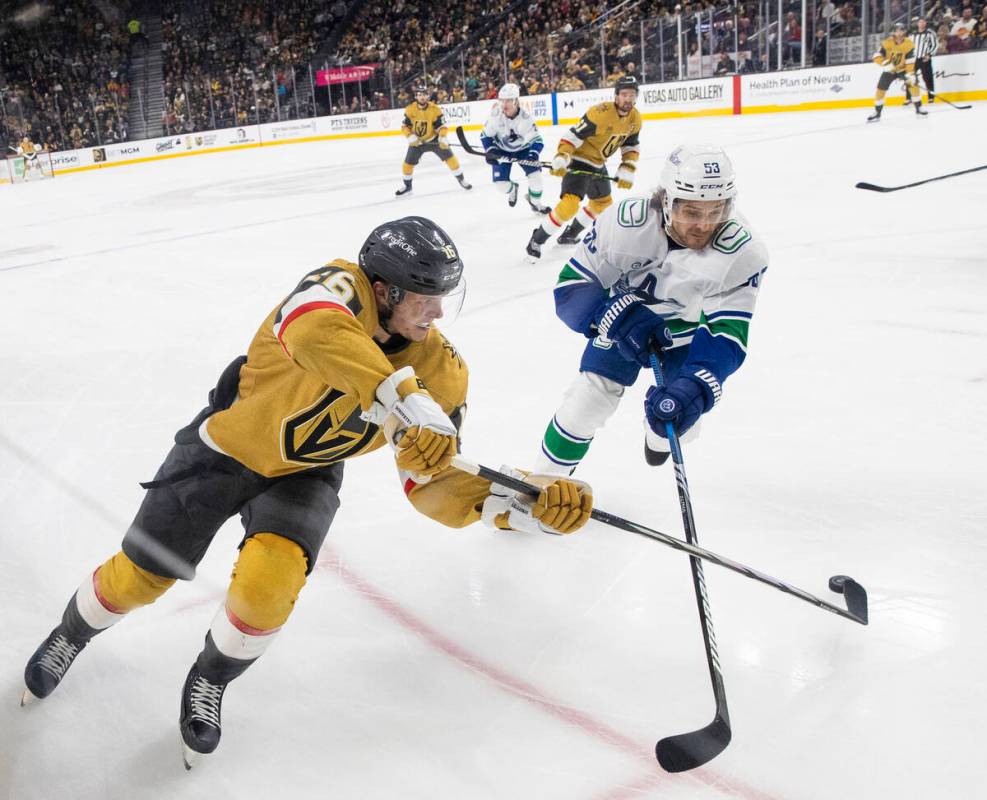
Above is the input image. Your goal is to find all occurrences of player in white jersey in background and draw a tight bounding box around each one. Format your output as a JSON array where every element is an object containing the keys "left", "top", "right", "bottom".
[
  {"left": 480, "top": 84, "right": 550, "bottom": 213},
  {"left": 534, "top": 145, "right": 769, "bottom": 474}
]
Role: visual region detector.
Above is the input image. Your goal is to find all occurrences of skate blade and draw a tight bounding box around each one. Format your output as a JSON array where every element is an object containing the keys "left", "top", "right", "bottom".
[
  {"left": 20, "top": 688, "right": 40, "bottom": 707},
  {"left": 181, "top": 740, "right": 204, "bottom": 771}
]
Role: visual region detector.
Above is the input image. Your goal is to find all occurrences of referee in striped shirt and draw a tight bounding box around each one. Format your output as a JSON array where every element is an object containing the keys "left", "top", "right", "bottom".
[{"left": 912, "top": 18, "right": 938, "bottom": 102}]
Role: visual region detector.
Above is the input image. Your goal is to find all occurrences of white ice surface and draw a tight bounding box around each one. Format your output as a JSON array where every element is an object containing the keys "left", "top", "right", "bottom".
[{"left": 1, "top": 103, "right": 985, "bottom": 800}]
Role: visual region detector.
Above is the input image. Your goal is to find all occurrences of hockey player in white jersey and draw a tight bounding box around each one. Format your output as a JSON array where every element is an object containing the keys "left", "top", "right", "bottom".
[
  {"left": 534, "top": 145, "right": 769, "bottom": 473},
  {"left": 480, "top": 84, "right": 550, "bottom": 213}
]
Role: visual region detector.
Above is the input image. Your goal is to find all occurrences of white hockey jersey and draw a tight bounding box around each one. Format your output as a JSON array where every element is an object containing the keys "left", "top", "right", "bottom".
[
  {"left": 480, "top": 104, "right": 543, "bottom": 153},
  {"left": 555, "top": 196, "right": 768, "bottom": 382}
]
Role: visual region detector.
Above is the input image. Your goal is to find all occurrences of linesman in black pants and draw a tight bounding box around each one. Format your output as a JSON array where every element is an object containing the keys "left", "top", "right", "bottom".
[{"left": 912, "top": 17, "right": 938, "bottom": 103}]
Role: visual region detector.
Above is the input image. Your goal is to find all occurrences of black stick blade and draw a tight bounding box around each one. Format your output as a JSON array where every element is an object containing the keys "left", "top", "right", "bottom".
[
  {"left": 855, "top": 182, "right": 891, "bottom": 192},
  {"left": 656, "top": 715, "right": 732, "bottom": 773},
  {"left": 841, "top": 578, "right": 869, "bottom": 625}
]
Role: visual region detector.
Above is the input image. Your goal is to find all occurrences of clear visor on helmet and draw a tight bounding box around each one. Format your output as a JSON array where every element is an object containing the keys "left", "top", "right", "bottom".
[
  {"left": 667, "top": 197, "right": 734, "bottom": 228},
  {"left": 500, "top": 97, "right": 518, "bottom": 114},
  {"left": 399, "top": 279, "right": 467, "bottom": 329}
]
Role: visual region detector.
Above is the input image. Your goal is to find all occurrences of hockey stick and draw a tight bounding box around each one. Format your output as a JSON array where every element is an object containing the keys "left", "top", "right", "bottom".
[
  {"left": 930, "top": 93, "right": 972, "bottom": 110},
  {"left": 916, "top": 79, "right": 972, "bottom": 110},
  {"left": 454, "top": 126, "right": 618, "bottom": 182},
  {"left": 454, "top": 125, "right": 548, "bottom": 168},
  {"left": 450, "top": 455, "right": 868, "bottom": 626},
  {"left": 855, "top": 163, "right": 987, "bottom": 192},
  {"left": 646, "top": 351, "right": 729, "bottom": 772}
]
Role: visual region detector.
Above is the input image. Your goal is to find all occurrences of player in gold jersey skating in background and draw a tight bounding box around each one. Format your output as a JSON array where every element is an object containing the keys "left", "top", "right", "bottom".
[
  {"left": 396, "top": 85, "right": 472, "bottom": 195},
  {"left": 867, "top": 22, "right": 927, "bottom": 122},
  {"left": 526, "top": 75, "right": 642, "bottom": 259}
]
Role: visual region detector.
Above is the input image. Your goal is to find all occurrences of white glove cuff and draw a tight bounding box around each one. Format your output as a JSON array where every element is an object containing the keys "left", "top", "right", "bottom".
[{"left": 375, "top": 366, "right": 416, "bottom": 412}]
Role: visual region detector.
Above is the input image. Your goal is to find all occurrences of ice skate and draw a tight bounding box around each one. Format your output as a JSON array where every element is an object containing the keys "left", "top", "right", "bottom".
[
  {"left": 22, "top": 625, "right": 89, "bottom": 705},
  {"left": 180, "top": 664, "right": 228, "bottom": 769}
]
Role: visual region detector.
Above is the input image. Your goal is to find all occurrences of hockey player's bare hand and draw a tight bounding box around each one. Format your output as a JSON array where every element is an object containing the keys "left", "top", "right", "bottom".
[
  {"left": 532, "top": 478, "right": 593, "bottom": 534},
  {"left": 394, "top": 426, "right": 458, "bottom": 475},
  {"left": 550, "top": 153, "right": 570, "bottom": 177}
]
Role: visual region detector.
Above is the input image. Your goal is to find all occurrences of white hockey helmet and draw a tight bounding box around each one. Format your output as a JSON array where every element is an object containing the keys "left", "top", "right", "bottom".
[
  {"left": 498, "top": 83, "right": 521, "bottom": 100},
  {"left": 657, "top": 144, "right": 737, "bottom": 245}
]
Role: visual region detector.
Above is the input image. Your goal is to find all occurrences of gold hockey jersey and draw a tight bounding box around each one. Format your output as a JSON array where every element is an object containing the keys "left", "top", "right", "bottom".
[
  {"left": 873, "top": 37, "right": 916, "bottom": 74},
  {"left": 401, "top": 102, "right": 447, "bottom": 143},
  {"left": 558, "top": 102, "right": 642, "bottom": 168},
  {"left": 201, "top": 260, "right": 490, "bottom": 527}
]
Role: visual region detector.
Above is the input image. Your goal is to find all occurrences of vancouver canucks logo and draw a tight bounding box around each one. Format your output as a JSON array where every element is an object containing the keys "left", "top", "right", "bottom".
[{"left": 283, "top": 389, "right": 379, "bottom": 464}]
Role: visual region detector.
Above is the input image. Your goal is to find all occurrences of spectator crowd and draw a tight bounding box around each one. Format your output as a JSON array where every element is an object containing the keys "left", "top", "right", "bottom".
[
  {"left": 0, "top": 0, "right": 132, "bottom": 152},
  {"left": 160, "top": 0, "right": 342, "bottom": 134}
]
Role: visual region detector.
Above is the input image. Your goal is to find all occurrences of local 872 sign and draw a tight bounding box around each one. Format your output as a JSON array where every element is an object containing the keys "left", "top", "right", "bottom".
[{"left": 316, "top": 64, "right": 380, "bottom": 86}]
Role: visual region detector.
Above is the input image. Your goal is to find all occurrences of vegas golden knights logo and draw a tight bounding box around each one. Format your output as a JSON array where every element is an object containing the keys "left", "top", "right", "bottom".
[
  {"left": 283, "top": 388, "right": 379, "bottom": 464},
  {"left": 414, "top": 121, "right": 429, "bottom": 138},
  {"left": 601, "top": 134, "right": 627, "bottom": 158}
]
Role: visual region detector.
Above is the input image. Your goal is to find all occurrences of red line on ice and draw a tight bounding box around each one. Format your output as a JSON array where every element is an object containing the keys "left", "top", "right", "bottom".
[{"left": 317, "top": 544, "right": 782, "bottom": 800}]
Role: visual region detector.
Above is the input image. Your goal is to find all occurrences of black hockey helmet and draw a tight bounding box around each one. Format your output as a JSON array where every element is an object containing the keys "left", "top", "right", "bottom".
[
  {"left": 359, "top": 217, "right": 464, "bottom": 298},
  {"left": 614, "top": 75, "right": 639, "bottom": 94}
]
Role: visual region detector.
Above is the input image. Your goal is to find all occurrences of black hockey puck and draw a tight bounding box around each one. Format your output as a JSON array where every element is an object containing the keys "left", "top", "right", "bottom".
[{"left": 829, "top": 574, "right": 850, "bottom": 594}]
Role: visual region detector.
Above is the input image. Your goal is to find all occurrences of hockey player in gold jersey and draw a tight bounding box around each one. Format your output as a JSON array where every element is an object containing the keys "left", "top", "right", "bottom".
[
  {"left": 396, "top": 85, "right": 472, "bottom": 195},
  {"left": 867, "top": 22, "right": 927, "bottom": 121},
  {"left": 526, "top": 75, "right": 642, "bottom": 259},
  {"left": 21, "top": 217, "right": 591, "bottom": 767}
]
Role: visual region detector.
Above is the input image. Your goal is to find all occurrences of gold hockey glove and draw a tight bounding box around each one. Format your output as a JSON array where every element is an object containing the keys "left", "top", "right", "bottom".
[
  {"left": 550, "top": 153, "right": 571, "bottom": 177},
  {"left": 371, "top": 367, "right": 458, "bottom": 478},
  {"left": 481, "top": 467, "right": 593, "bottom": 535}
]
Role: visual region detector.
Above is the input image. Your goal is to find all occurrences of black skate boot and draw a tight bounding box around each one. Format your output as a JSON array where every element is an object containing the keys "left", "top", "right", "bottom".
[
  {"left": 23, "top": 592, "right": 100, "bottom": 705},
  {"left": 644, "top": 441, "right": 671, "bottom": 467},
  {"left": 456, "top": 174, "right": 473, "bottom": 190},
  {"left": 180, "top": 664, "right": 228, "bottom": 768},
  {"left": 556, "top": 220, "right": 585, "bottom": 245},
  {"left": 526, "top": 194, "right": 549, "bottom": 214},
  {"left": 915, "top": 102, "right": 928, "bottom": 116},
  {"left": 23, "top": 626, "right": 89, "bottom": 704},
  {"left": 866, "top": 107, "right": 883, "bottom": 123},
  {"left": 507, "top": 181, "right": 519, "bottom": 207},
  {"left": 395, "top": 179, "right": 412, "bottom": 196},
  {"left": 526, "top": 227, "right": 550, "bottom": 260}
]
